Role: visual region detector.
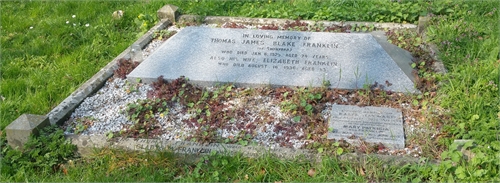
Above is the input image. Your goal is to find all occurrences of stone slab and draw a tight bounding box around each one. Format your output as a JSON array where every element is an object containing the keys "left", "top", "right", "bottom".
[
  {"left": 127, "top": 27, "right": 418, "bottom": 93},
  {"left": 6, "top": 114, "right": 50, "bottom": 150},
  {"left": 327, "top": 105, "right": 405, "bottom": 149}
]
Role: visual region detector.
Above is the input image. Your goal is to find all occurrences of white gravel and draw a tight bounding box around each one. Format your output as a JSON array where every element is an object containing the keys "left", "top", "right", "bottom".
[{"left": 66, "top": 79, "right": 151, "bottom": 135}]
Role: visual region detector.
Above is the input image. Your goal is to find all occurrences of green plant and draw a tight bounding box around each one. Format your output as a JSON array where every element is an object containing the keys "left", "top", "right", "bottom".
[
  {"left": 1, "top": 125, "right": 77, "bottom": 178},
  {"left": 134, "top": 13, "right": 157, "bottom": 36},
  {"left": 66, "top": 116, "right": 95, "bottom": 134},
  {"left": 122, "top": 98, "right": 165, "bottom": 138},
  {"left": 279, "top": 87, "right": 322, "bottom": 116},
  {"left": 153, "top": 30, "right": 176, "bottom": 40}
]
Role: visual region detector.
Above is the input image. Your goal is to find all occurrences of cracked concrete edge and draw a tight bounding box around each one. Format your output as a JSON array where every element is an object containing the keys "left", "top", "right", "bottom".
[
  {"left": 180, "top": 15, "right": 418, "bottom": 30},
  {"left": 47, "top": 19, "right": 172, "bottom": 125}
]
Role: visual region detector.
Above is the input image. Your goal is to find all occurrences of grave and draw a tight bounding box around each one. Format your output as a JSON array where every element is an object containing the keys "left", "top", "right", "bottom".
[
  {"left": 4, "top": 4, "right": 435, "bottom": 164},
  {"left": 327, "top": 105, "right": 405, "bottom": 149},
  {"left": 127, "top": 27, "right": 418, "bottom": 93}
]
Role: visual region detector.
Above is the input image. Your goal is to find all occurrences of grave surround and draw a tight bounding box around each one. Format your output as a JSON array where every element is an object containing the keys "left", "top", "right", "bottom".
[{"left": 127, "top": 27, "right": 418, "bottom": 93}]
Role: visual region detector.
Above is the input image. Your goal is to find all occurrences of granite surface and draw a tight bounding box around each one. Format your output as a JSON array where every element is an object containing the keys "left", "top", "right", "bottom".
[
  {"left": 327, "top": 105, "right": 405, "bottom": 149},
  {"left": 128, "top": 27, "right": 418, "bottom": 93}
]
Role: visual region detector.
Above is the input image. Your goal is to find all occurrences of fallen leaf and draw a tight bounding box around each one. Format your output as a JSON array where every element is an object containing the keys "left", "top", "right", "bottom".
[
  {"left": 60, "top": 164, "right": 68, "bottom": 175},
  {"left": 274, "top": 181, "right": 282, "bottom": 183},
  {"left": 244, "top": 174, "right": 248, "bottom": 180},
  {"left": 307, "top": 168, "right": 316, "bottom": 177},
  {"left": 359, "top": 167, "right": 365, "bottom": 176}
]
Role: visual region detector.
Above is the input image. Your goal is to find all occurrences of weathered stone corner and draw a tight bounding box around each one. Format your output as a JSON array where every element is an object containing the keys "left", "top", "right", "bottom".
[
  {"left": 417, "top": 16, "right": 431, "bottom": 35},
  {"left": 157, "top": 4, "right": 179, "bottom": 22},
  {"left": 5, "top": 114, "right": 50, "bottom": 150}
]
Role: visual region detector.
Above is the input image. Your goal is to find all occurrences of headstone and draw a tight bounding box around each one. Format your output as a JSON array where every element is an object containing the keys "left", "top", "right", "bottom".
[
  {"left": 157, "top": 4, "right": 179, "bottom": 22},
  {"left": 127, "top": 27, "right": 418, "bottom": 93},
  {"left": 327, "top": 105, "right": 405, "bottom": 149},
  {"left": 6, "top": 114, "right": 50, "bottom": 150}
]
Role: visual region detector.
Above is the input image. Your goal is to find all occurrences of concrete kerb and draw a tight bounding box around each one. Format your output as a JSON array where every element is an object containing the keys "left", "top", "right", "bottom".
[
  {"left": 67, "top": 134, "right": 321, "bottom": 163},
  {"left": 6, "top": 11, "right": 443, "bottom": 166}
]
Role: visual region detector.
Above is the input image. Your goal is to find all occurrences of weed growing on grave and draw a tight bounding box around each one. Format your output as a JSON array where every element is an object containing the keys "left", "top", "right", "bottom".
[
  {"left": 121, "top": 72, "right": 448, "bottom": 155},
  {"left": 277, "top": 87, "right": 323, "bottom": 117},
  {"left": 255, "top": 19, "right": 374, "bottom": 33},
  {"left": 64, "top": 116, "right": 95, "bottom": 134},
  {"left": 122, "top": 99, "right": 163, "bottom": 138},
  {"left": 114, "top": 58, "right": 140, "bottom": 79},
  {"left": 1, "top": 125, "right": 77, "bottom": 179},
  {"left": 386, "top": 29, "right": 440, "bottom": 93},
  {"left": 152, "top": 30, "right": 176, "bottom": 40},
  {"left": 221, "top": 22, "right": 247, "bottom": 29}
]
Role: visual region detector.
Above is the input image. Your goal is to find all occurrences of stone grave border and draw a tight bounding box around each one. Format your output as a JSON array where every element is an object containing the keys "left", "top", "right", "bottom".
[{"left": 6, "top": 4, "right": 445, "bottom": 165}]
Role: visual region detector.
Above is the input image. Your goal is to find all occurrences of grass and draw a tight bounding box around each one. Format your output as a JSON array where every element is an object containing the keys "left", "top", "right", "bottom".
[
  {"left": 1, "top": 0, "right": 499, "bottom": 182},
  {"left": 0, "top": 1, "right": 166, "bottom": 129},
  {"left": 6, "top": 147, "right": 426, "bottom": 182}
]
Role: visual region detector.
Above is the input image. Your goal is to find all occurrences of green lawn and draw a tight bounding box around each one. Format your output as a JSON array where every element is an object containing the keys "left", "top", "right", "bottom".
[{"left": 1, "top": 0, "right": 499, "bottom": 182}]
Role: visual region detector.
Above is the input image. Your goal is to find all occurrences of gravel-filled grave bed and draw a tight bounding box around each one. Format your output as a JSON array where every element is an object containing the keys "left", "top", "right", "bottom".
[{"left": 63, "top": 21, "right": 447, "bottom": 158}]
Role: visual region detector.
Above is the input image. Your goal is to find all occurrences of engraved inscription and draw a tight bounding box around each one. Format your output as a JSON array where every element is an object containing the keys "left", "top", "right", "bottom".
[
  {"left": 331, "top": 108, "right": 401, "bottom": 140},
  {"left": 127, "top": 26, "right": 418, "bottom": 93},
  {"left": 328, "top": 105, "right": 405, "bottom": 149},
  {"left": 130, "top": 139, "right": 314, "bottom": 159},
  {"left": 209, "top": 32, "right": 340, "bottom": 74}
]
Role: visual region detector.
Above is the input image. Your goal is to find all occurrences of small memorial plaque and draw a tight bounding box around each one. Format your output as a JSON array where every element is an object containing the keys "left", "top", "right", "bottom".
[
  {"left": 327, "top": 105, "right": 405, "bottom": 149},
  {"left": 128, "top": 27, "right": 417, "bottom": 93}
]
